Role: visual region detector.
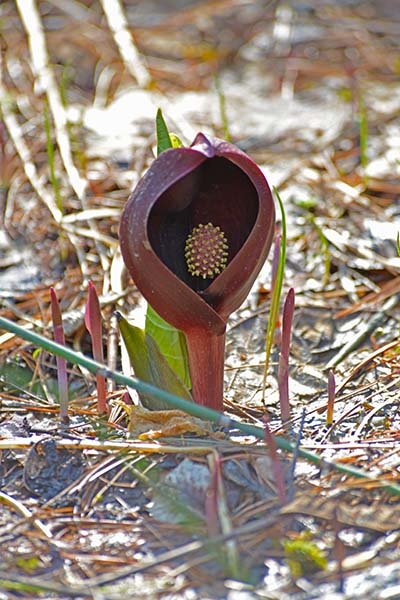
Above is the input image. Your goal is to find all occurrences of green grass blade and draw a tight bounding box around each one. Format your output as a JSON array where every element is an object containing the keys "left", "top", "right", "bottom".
[
  {"left": 214, "top": 74, "right": 231, "bottom": 141},
  {"left": 262, "top": 187, "right": 287, "bottom": 398},
  {"left": 43, "top": 104, "right": 63, "bottom": 213},
  {"left": 309, "top": 214, "right": 331, "bottom": 286},
  {"left": 118, "top": 312, "right": 192, "bottom": 410},
  {"left": 359, "top": 96, "right": 368, "bottom": 170}
]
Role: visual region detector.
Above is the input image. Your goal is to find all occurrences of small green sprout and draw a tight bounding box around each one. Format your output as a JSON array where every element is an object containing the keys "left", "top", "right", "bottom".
[{"left": 284, "top": 533, "right": 327, "bottom": 578}]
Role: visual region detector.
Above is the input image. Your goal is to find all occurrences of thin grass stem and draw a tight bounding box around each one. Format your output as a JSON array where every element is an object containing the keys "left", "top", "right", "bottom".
[
  {"left": 326, "top": 369, "right": 336, "bottom": 426},
  {"left": 44, "top": 105, "right": 63, "bottom": 214},
  {"left": 214, "top": 75, "right": 231, "bottom": 142},
  {"left": 262, "top": 187, "right": 287, "bottom": 400}
]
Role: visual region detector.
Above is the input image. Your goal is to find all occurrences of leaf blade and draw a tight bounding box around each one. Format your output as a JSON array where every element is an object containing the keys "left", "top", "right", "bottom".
[
  {"left": 145, "top": 305, "right": 191, "bottom": 389},
  {"left": 118, "top": 313, "right": 192, "bottom": 411},
  {"left": 156, "top": 108, "right": 173, "bottom": 155}
]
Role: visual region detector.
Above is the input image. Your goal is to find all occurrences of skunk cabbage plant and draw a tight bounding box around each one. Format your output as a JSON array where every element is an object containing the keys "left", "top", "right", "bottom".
[{"left": 120, "top": 133, "right": 275, "bottom": 410}]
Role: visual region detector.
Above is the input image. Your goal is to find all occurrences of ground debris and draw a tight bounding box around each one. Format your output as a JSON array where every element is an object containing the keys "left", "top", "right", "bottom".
[{"left": 1, "top": 0, "right": 400, "bottom": 597}]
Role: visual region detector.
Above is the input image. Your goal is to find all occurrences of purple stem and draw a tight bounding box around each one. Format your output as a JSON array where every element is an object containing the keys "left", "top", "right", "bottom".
[
  {"left": 185, "top": 328, "right": 225, "bottom": 411},
  {"left": 85, "top": 281, "right": 107, "bottom": 414}
]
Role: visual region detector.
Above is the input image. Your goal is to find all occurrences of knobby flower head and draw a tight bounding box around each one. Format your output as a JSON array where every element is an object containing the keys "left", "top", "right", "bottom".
[{"left": 185, "top": 222, "right": 228, "bottom": 279}]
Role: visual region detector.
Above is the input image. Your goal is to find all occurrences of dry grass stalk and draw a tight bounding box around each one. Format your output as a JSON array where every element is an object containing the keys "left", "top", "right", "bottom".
[{"left": 99, "top": 0, "right": 151, "bottom": 88}]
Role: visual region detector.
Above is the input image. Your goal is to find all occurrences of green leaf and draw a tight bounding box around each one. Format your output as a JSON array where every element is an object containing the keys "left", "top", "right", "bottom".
[
  {"left": 0, "top": 359, "right": 82, "bottom": 402},
  {"left": 145, "top": 305, "right": 191, "bottom": 389},
  {"left": 15, "top": 556, "right": 42, "bottom": 574},
  {"left": 359, "top": 96, "right": 368, "bottom": 170},
  {"left": 283, "top": 535, "right": 327, "bottom": 577},
  {"left": 118, "top": 313, "right": 192, "bottom": 411},
  {"left": 156, "top": 108, "right": 173, "bottom": 155},
  {"left": 145, "top": 109, "right": 191, "bottom": 390},
  {"left": 0, "top": 360, "right": 46, "bottom": 398},
  {"left": 156, "top": 109, "right": 183, "bottom": 154},
  {"left": 169, "top": 133, "right": 183, "bottom": 148}
]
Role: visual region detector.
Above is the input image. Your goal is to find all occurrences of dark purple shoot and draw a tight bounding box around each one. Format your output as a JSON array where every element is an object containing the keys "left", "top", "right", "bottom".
[
  {"left": 327, "top": 369, "right": 336, "bottom": 426},
  {"left": 50, "top": 287, "right": 69, "bottom": 423},
  {"left": 84, "top": 281, "right": 107, "bottom": 414},
  {"left": 278, "top": 287, "right": 295, "bottom": 423},
  {"left": 263, "top": 415, "right": 287, "bottom": 505}
]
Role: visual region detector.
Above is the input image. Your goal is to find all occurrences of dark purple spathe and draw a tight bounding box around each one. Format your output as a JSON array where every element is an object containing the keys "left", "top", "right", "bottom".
[
  {"left": 120, "top": 133, "right": 275, "bottom": 409},
  {"left": 119, "top": 133, "right": 275, "bottom": 336}
]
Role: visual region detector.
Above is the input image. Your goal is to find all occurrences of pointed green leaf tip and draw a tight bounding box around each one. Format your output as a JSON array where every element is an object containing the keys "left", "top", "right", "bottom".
[
  {"left": 156, "top": 108, "right": 183, "bottom": 155},
  {"left": 118, "top": 312, "right": 192, "bottom": 411},
  {"left": 169, "top": 133, "right": 183, "bottom": 148},
  {"left": 156, "top": 108, "right": 173, "bottom": 155}
]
